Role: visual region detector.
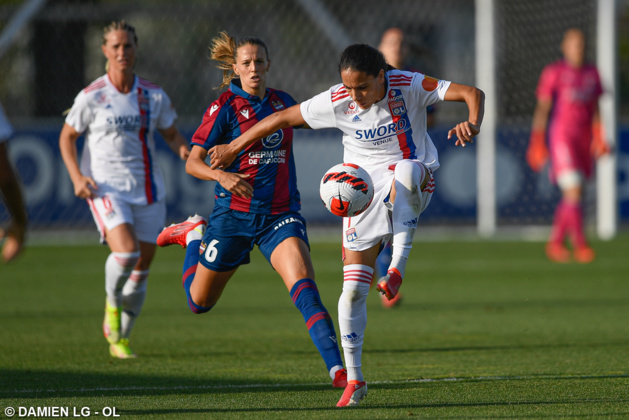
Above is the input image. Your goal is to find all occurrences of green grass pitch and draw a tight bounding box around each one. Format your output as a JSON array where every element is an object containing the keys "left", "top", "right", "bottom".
[{"left": 1, "top": 233, "right": 629, "bottom": 418}]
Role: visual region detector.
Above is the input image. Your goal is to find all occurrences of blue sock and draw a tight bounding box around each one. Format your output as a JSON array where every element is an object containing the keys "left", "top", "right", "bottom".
[
  {"left": 182, "top": 240, "right": 213, "bottom": 314},
  {"left": 290, "top": 278, "right": 343, "bottom": 371},
  {"left": 376, "top": 243, "right": 393, "bottom": 277}
]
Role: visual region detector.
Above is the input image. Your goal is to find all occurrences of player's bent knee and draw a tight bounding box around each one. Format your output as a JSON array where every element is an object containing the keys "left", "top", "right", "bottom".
[{"left": 394, "top": 160, "right": 422, "bottom": 191}]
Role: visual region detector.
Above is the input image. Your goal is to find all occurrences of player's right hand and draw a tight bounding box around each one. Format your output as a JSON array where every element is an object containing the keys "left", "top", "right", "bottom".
[
  {"left": 208, "top": 144, "right": 237, "bottom": 169},
  {"left": 216, "top": 171, "right": 253, "bottom": 199}
]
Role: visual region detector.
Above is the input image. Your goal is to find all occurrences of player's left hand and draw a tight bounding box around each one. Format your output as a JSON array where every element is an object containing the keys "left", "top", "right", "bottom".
[
  {"left": 448, "top": 121, "right": 479, "bottom": 147},
  {"left": 208, "top": 144, "right": 237, "bottom": 169}
]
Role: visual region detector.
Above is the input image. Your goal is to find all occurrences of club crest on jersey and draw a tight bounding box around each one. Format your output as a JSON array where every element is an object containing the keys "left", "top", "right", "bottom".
[
  {"left": 346, "top": 227, "right": 357, "bottom": 242},
  {"left": 95, "top": 92, "right": 108, "bottom": 104},
  {"left": 139, "top": 90, "right": 150, "bottom": 111},
  {"left": 271, "top": 100, "right": 285, "bottom": 111},
  {"left": 344, "top": 101, "right": 359, "bottom": 115},
  {"left": 261, "top": 130, "right": 284, "bottom": 149},
  {"left": 388, "top": 89, "right": 406, "bottom": 116}
]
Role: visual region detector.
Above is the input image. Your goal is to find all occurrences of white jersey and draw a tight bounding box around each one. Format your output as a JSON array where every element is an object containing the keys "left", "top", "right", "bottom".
[
  {"left": 0, "top": 102, "right": 13, "bottom": 143},
  {"left": 65, "top": 74, "right": 177, "bottom": 205},
  {"left": 300, "top": 69, "right": 450, "bottom": 184}
]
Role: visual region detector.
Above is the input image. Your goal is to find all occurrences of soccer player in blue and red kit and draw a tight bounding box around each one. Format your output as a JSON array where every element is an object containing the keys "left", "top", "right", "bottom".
[{"left": 157, "top": 32, "right": 347, "bottom": 390}]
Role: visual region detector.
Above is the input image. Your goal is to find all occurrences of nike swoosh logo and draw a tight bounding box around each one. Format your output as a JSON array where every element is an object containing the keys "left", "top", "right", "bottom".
[{"left": 334, "top": 193, "right": 345, "bottom": 211}]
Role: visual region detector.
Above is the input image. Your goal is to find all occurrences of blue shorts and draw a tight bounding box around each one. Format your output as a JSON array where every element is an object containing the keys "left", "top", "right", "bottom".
[{"left": 198, "top": 206, "right": 310, "bottom": 272}]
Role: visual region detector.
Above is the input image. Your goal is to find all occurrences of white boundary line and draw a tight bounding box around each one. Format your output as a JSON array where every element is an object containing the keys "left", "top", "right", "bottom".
[{"left": 3, "top": 374, "right": 628, "bottom": 395}]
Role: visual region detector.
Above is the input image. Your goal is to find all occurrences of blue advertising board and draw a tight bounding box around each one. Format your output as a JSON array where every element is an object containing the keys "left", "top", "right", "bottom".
[{"left": 2, "top": 125, "right": 629, "bottom": 230}]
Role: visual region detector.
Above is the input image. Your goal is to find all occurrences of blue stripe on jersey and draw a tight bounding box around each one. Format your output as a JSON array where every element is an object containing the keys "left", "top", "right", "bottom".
[
  {"left": 192, "top": 82, "right": 300, "bottom": 214},
  {"left": 387, "top": 85, "right": 417, "bottom": 160},
  {"left": 137, "top": 87, "right": 157, "bottom": 203}
]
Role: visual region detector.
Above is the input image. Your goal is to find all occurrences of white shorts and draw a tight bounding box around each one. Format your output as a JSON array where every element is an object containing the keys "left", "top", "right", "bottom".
[
  {"left": 87, "top": 194, "right": 166, "bottom": 244},
  {"left": 342, "top": 161, "right": 435, "bottom": 252}
]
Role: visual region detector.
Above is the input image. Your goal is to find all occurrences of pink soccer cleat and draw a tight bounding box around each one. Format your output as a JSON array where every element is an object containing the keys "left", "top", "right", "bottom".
[
  {"left": 332, "top": 368, "right": 348, "bottom": 388},
  {"left": 157, "top": 214, "right": 207, "bottom": 248},
  {"left": 336, "top": 380, "right": 367, "bottom": 407},
  {"left": 376, "top": 268, "right": 403, "bottom": 300}
]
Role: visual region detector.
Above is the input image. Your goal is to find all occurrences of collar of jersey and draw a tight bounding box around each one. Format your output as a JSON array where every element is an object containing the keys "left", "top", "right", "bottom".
[{"left": 229, "top": 79, "right": 268, "bottom": 103}]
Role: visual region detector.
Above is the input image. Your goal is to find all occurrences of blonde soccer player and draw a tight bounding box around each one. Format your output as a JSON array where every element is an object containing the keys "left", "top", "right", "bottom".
[
  {"left": 59, "top": 20, "right": 189, "bottom": 358},
  {"left": 210, "top": 43, "right": 484, "bottom": 406}
]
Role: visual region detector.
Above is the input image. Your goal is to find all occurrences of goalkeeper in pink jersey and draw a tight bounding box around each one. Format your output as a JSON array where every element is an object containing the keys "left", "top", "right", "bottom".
[{"left": 527, "top": 28, "right": 610, "bottom": 263}]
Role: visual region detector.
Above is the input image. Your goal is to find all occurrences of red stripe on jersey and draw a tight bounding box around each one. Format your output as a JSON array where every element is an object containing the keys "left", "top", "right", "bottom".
[
  {"left": 191, "top": 93, "right": 234, "bottom": 147},
  {"left": 390, "top": 74, "right": 413, "bottom": 87},
  {"left": 390, "top": 81, "right": 412, "bottom": 87},
  {"left": 83, "top": 79, "right": 106, "bottom": 93},
  {"left": 390, "top": 104, "right": 413, "bottom": 159},
  {"left": 227, "top": 96, "right": 261, "bottom": 213},
  {"left": 137, "top": 87, "right": 155, "bottom": 204},
  {"left": 270, "top": 130, "right": 292, "bottom": 213},
  {"left": 138, "top": 77, "right": 160, "bottom": 89},
  {"left": 332, "top": 87, "right": 349, "bottom": 102},
  {"left": 269, "top": 91, "right": 293, "bottom": 213},
  {"left": 332, "top": 92, "right": 350, "bottom": 102},
  {"left": 389, "top": 74, "right": 413, "bottom": 82}
]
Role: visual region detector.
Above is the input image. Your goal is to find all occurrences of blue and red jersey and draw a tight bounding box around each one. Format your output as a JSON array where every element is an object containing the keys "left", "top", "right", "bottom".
[{"left": 191, "top": 80, "right": 300, "bottom": 214}]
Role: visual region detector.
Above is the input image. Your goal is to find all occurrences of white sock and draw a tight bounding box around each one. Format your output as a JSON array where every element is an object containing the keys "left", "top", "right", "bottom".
[
  {"left": 186, "top": 223, "right": 206, "bottom": 245},
  {"left": 338, "top": 264, "right": 373, "bottom": 382},
  {"left": 329, "top": 365, "right": 344, "bottom": 380},
  {"left": 120, "top": 269, "right": 149, "bottom": 339},
  {"left": 390, "top": 161, "right": 424, "bottom": 277},
  {"left": 105, "top": 251, "right": 140, "bottom": 308}
]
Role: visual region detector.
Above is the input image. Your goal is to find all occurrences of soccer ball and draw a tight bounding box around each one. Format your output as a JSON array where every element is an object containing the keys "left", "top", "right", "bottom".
[{"left": 319, "top": 163, "right": 374, "bottom": 217}]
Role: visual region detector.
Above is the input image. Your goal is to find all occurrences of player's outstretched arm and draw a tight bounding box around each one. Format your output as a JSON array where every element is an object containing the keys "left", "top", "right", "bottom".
[
  {"left": 445, "top": 83, "right": 485, "bottom": 147},
  {"left": 209, "top": 104, "right": 306, "bottom": 169}
]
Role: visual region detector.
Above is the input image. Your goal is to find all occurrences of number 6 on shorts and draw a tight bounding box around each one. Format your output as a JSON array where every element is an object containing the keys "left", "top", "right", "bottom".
[{"left": 204, "top": 239, "right": 219, "bottom": 262}]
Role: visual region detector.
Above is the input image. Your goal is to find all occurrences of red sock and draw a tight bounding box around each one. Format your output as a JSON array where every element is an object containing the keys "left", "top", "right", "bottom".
[
  {"left": 565, "top": 202, "right": 587, "bottom": 248},
  {"left": 549, "top": 200, "right": 568, "bottom": 245}
]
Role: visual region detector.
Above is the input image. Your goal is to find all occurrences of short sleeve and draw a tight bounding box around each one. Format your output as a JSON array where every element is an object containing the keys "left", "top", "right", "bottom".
[
  {"left": 536, "top": 65, "right": 557, "bottom": 101},
  {"left": 156, "top": 90, "right": 178, "bottom": 130},
  {"left": 65, "top": 91, "right": 93, "bottom": 134},
  {"left": 411, "top": 73, "right": 451, "bottom": 108},
  {"left": 300, "top": 89, "right": 337, "bottom": 130},
  {"left": 191, "top": 99, "right": 230, "bottom": 150}
]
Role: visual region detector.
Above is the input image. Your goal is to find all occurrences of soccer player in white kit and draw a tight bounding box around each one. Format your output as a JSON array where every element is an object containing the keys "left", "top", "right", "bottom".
[
  {"left": 59, "top": 21, "right": 190, "bottom": 358},
  {"left": 209, "top": 43, "right": 484, "bottom": 406}
]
